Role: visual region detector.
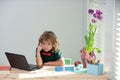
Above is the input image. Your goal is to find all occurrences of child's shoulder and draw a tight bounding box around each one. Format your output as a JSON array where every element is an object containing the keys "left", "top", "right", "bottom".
[
  {"left": 55, "top": 49, "right": 60, "bottom": 52},
  {"left": 55, "top": 49, "right": 62, "bottom": 54}
]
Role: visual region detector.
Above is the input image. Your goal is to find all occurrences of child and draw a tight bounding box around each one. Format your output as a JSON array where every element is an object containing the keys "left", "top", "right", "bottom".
[{"left": 36, "top": 31, "right": 64, "bottom": 68}]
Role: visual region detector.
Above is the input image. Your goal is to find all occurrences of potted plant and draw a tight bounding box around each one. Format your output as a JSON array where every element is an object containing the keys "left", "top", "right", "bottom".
[{"left": 80, "top": 9, "right": 103, "bottom": 68}]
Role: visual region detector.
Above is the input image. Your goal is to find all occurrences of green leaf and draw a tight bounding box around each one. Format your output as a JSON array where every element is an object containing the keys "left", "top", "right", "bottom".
[{"left": 94, "top": 48, "right": 101, "bottom": 53}]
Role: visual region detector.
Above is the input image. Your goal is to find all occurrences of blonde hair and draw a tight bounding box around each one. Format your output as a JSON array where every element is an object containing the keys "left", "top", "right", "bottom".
[{"left": 38, "top": 31, "right": 59, "bottom": 53}]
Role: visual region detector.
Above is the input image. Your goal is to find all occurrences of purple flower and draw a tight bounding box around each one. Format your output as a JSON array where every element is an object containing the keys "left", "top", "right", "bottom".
[
  {"left": 88, "top": 9, "right": 94, "bottom": 14},
  {"left": 88, "top": 9, "right": 103, "bottom": 23},
  {"left": 93, "top": 13, "right": 98, "bottom": 18},
  {"left": 93, "top": 13, "right": 103, "bottom": 20},
  {"left": 97, "top": 15, "right": 103, "bottom": 20},
  {"left": 91, "top": 19, "right": 97, "bottom": 23},
  {"left": 96, "top": 10, "right": 102, "bottom": 15}
]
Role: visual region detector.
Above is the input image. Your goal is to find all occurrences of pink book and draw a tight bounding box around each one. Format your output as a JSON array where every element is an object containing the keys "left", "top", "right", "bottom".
[{"left": 0, "top": 66, "right": 11, "bottom": 70}]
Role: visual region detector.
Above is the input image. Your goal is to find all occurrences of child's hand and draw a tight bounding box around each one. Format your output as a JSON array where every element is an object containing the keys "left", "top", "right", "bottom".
[{"left": 37, "top": 43, "right": 42, "bottom": 52}]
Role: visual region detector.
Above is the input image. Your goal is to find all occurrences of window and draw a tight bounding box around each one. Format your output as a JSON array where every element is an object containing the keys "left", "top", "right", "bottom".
[{"left": 114, "top": 0, "right": 120, "bottom": 79}]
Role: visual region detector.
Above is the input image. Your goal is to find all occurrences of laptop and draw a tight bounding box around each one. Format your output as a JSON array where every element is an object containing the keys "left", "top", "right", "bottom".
[{"left": 5, "top": 52, "right": 42, "bottom": 71}]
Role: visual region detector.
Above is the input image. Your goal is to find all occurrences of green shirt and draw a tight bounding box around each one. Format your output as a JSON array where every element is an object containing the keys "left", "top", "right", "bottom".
[{"left": 39, "top": 49, "right": 62, "bottom": 63}]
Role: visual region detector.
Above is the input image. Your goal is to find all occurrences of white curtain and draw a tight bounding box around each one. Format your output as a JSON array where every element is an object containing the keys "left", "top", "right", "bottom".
[{"left": 114, "top": 0, "right": 120, "bottom": 79}]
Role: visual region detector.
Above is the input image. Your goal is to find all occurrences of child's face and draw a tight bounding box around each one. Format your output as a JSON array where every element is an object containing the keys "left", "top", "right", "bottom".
[{"left": 41, "top": 40, "right": 53, "bottom": 52}]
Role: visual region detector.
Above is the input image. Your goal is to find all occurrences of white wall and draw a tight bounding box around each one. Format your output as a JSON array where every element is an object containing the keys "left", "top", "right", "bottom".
[{"left": 0, "top": 0, "right": 86, "bottom": 65}]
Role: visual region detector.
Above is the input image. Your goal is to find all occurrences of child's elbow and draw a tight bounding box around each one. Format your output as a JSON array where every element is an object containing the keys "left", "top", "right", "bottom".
[
  {"left": 60, "top": 62, "right": 64, "bottom": 66},
  {"left": 59, "top": 60, "right": 65, "bottom": 66}
]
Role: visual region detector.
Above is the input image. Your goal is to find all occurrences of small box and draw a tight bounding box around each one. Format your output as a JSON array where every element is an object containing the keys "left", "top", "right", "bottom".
[
  {"left": 64, "top": 58, "right": 72, "bottom": 65},
  {"left": 55, "top": 66, "right": 64, "bottom": 71},
  {"left": 55, "top": 65, "right": 74, "bottom": 72},
  {"left": 87, "top": 64, "right": 103, "bottom": 75},
  {"left": 65, "top": 66, "right": 74, "bottom": 72}
]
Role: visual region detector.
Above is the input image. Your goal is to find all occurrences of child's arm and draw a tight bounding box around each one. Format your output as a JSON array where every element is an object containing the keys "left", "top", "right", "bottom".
[
  {"left": 43, "top": 57, "right": 64, "bottom": 66},
  {"left": 36, "top": 44, "right": 43, "bottom": 68}
]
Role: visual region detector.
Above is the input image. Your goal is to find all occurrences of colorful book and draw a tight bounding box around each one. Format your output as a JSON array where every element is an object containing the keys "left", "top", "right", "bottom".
[
  {"left": 0, "top": 65, "right": 11, "bottom": 70},
  {"left": 0, "top": 65, "right": 11, "bottom": 74}
]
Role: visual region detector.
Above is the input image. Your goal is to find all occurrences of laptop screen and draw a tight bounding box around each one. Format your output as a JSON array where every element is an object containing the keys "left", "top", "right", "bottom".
[{"left": 5, "top": 52, "right": 33, "bottom": 71}]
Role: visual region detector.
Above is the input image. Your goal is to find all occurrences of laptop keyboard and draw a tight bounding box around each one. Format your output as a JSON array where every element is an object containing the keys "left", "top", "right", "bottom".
[{"left": 29, "top": 64, "right": 37, "bottom": 70}]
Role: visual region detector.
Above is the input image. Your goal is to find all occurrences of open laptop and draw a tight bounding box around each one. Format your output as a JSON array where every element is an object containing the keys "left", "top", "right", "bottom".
[{"left": 5, "top": 52, "right": 42, "bottom": 71}]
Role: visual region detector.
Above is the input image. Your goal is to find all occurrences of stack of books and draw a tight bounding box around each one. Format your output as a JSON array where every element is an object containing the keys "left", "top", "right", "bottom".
[{"left": 0, "top": 65, "right": 11, "bottom": 74}]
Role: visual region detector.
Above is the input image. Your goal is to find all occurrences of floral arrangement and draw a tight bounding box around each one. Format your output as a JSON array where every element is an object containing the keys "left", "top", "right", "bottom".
[
  {"left": 85, "top": 9, "right": 103, "bottom": 54},
  {"left": 80, "top": 9, "right": 103, "bottom": 68}
]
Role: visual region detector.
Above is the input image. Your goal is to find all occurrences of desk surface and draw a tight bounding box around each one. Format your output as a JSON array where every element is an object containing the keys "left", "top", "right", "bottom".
[{"left": 0, "top": 66, "right": 108, "bottom": 80}]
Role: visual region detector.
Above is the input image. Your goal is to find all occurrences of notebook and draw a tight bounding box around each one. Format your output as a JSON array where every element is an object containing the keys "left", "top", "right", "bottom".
[{"left": 5, "top": 52, "right": 42, "bottom": 71}]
